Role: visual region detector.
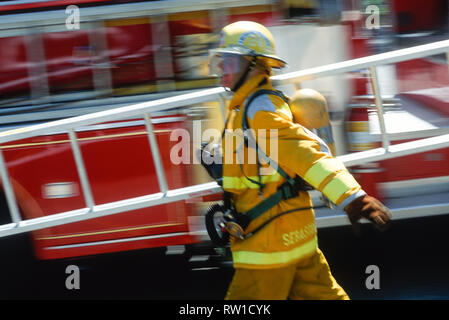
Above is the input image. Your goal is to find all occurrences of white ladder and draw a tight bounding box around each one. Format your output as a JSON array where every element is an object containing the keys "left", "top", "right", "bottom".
[{"left": 2, "top": 40, "right": 449, "bottom": 237}]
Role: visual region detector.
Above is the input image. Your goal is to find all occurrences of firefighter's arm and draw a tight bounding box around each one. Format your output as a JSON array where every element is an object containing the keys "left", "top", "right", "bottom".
[{"left": 250, "top": 106, "right": 391, "bottom": 231}]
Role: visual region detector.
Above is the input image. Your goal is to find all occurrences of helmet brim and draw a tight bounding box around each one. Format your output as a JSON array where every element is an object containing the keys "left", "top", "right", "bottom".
[{"left": 209, "top": 47, "right": 286, "bottom": 69}]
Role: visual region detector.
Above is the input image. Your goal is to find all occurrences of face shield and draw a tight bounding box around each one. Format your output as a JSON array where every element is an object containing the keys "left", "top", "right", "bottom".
[
  {"left": 209, "top": 52, "right": 255, "bottom": 91},
  {"left": 209, "top": 52, "right": 247, "bottom": 77}
]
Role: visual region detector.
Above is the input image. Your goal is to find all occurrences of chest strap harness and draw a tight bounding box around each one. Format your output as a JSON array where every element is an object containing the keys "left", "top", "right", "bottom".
[{"left": 205, "top": 89, "right": 314, "bottom": 247}]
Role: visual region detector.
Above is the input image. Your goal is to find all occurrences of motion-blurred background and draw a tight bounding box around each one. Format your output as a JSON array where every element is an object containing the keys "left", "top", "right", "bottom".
[{"left": 1, "top": 0, "right": 449, "bottom": 299}]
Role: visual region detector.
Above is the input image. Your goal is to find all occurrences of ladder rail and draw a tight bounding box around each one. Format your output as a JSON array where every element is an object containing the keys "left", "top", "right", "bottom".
[
  {"left": 0, "top": 87, "right": 229, "bottom": 145},
  {"left": 0, "top": 182, "right": 222, "bottom": 238},
  {"left": 271, "top": 39, "right": 449, "bottom": 85},
  {"left": 337, "top": 133, "right": 449, "bottom": 167}
]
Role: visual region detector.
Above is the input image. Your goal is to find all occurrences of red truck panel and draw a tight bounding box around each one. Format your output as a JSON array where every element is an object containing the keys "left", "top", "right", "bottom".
[
  {"left": 105, "top": 22, "right": 157, "bottom": 86},
  {"left": 43, "top": 30, "right": 94, "bottom": 93},
  {"left": 380, "top": 145, "right": 449, "bottom": 182},
  {"left": 396, "top": 59, "right": 449, "bottom": 93},
  {"left": 392, "top": 0, "right": 446, "bottom": 33},
  {"left": 2, "top": 117, "right": 197, "bottom": 259},
  {"left": 0, "top": 36, "right": 30, "bottom": 97}
]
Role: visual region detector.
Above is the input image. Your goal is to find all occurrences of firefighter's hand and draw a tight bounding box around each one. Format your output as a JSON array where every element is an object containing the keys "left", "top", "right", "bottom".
[{"left": 344, "top": 195, "right": 392, "bottom": 232}]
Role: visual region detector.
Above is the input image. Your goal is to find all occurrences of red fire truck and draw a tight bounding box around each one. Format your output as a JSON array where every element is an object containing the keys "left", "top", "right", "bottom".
[{"left": 1, "top": 0, "right": 448, "bottom": 260}]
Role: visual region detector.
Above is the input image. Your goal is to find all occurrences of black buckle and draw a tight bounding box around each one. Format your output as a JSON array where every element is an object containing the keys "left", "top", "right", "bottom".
[{"left": 280, "top": 183, "right": 293, "bottom": 199}]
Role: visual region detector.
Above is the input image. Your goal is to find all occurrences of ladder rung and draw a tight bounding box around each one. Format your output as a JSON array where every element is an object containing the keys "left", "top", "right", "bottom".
[
  {"left": 144, "top": 113, "right": 169, "bottom": 194},
  {"left": 68, "top": 129, "right": 95, "bottom": 209},
  {"left": 0, "top": 148, "right": 21, "bottom": 224}
]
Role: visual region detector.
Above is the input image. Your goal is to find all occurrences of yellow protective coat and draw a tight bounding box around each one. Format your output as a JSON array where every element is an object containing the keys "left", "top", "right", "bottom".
[
  {"left": 222, "top": 73, "right": 365, "bottom": 272},
  {"left": 225, "top": 248, "right": 349, "bottom": 300}
]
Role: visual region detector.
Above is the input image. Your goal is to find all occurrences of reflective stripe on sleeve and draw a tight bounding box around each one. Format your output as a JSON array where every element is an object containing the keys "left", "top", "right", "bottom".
[
  {"left": 223, "top": 172, "right": 282, "bottom": 190},
  {"left": 304, "top": 158, "right": 347, "bottom": 188},
  {"left": 321, "top": 171, "right": 361, "bottom": 204},
  {"left": 232, "top": 236, "right": 318, "bottom": 266}
]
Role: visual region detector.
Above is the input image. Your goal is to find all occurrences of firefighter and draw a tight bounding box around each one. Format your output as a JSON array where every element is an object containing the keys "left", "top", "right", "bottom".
[{"left": 208, "top": 21, "right": 392, "bottom": 300}]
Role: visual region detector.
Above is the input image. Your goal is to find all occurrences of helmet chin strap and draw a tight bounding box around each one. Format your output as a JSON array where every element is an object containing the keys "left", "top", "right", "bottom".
[{"left": 231, "top": 57, "right": 256, "bottom": 92}]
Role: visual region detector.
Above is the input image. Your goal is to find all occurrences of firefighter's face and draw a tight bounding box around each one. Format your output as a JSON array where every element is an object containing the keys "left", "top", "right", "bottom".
[{"left": 211, "top": 53, "right": 251, "bottom": 90}]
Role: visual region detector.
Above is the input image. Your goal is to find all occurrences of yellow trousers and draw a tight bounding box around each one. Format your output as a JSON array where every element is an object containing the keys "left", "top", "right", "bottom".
[{"left": 225, "top": 248, "right": 349, "bottom": 300}]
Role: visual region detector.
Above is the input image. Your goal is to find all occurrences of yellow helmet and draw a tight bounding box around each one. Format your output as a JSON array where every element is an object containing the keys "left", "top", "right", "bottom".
[{"left": 210, "top": 21, "right": 286, "bottom": 70}]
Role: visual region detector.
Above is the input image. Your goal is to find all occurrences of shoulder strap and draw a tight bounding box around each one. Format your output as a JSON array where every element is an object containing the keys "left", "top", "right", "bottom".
[
  {"left": 242, "top": 89, "right": 288, "bottom": 132},
  {"left": 241, "top": 89, "right": 295, "bottom": 186},
  {"left": 238, "top": 90, "right": 314, "bottom": 224}
]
